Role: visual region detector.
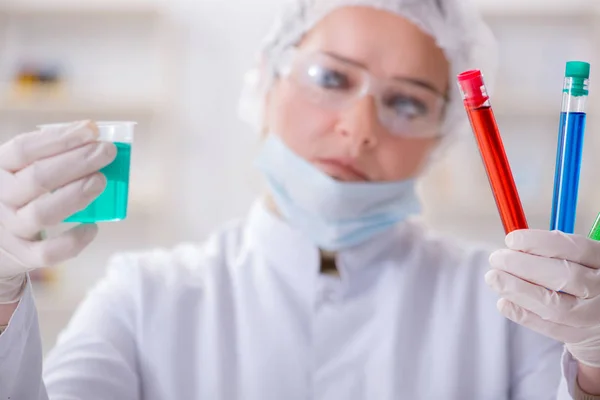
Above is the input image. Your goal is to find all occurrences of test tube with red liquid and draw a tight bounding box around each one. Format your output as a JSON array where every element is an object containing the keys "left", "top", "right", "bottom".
[{"left": 457, "top": 70, "right": 528, "bottom": 234}]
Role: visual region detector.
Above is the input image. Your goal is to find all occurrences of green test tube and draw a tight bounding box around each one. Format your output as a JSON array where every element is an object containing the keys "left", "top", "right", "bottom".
[{"left": 589, "top": 213, "right": 600, "bottom": 240}]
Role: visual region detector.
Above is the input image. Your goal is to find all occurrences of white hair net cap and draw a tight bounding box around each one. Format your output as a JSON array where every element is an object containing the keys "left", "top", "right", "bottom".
[{"left": 238, "top": 0, "right": 498, "bottom": 140}]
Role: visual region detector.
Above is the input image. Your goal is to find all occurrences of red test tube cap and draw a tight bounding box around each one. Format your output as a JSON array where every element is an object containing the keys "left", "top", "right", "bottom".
[{"left": 457, "top": 69, "right": 489, "bottom": 107}]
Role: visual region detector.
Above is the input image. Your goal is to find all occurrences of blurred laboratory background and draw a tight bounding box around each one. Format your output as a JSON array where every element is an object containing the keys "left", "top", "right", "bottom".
[{"left": 0, "top": 0, "right": 598, "bottom": 354}]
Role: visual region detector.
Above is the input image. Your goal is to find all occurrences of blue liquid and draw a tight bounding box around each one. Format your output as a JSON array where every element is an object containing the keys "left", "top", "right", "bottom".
[
  {"left": 550, "top": 112, "right": 587, "bottom": 233},
  {"left": 65, "top": 142, "right": 132, "bottom": 223}
]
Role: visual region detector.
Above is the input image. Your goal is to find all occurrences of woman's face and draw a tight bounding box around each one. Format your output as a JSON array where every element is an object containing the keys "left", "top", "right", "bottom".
[{"left": 265, "top": 6, "right": 450, "bottom": 182}]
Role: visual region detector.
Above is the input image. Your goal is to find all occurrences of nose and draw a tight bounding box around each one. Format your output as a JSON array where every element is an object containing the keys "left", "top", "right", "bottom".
[{"left": 334, "top": 95, "right": 380, "bottom": 156}]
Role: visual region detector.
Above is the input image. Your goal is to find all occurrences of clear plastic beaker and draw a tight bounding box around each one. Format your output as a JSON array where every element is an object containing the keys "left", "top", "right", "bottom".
[{"left": 38, "top": 121, "right": 136, "bottom": 223}]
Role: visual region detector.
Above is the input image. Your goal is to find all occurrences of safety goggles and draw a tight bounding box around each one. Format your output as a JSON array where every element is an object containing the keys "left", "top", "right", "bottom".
[{"left": 275, "top": 49, "right": 448, "bottom": 138}]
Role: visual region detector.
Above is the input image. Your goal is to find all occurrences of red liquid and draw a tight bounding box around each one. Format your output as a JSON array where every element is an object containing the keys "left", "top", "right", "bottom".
[{"left": 465, "top": 105, "right": 528, "bottom": 233}]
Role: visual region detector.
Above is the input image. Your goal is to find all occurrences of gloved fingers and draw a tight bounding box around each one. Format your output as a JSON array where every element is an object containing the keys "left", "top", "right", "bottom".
[
  {"left": 497, "top": 298, "right": 590, "bottom": 344},
  {"left": 0, "top": 202, "right": 37, "bottom": 241},
  {"left": 489, "top": 248, "right": 600, "bottom": 299},
  {"left": 0, "top": 224, "right": 98, "bottom": 272},
  {"left": 0, "top": 173, "right": 106, "bottom": 239},
  {"left": 0, "top": 239, "right": 31, "bottom": 278},
  {"left": 0, "top": 224, "right": 45, "bottom": 276},
  {"left": 567, "top": 340, "right": 600, "bottom": 368},
  {"left": 0, "top": 168, "right": 21, "bottom": 205},
  {"left": 506, "top": 229, "right": 600, "bottom": 270},
  {"left": 485, "top": 269, "right": 598, "bottom": 328},
  {"left": 1, "top": 141, "right": 116, "bottom": 209},
  {"left": 0, "top": 120, "right": 98, "bottom": 173},
  {"left": 0, "top": 273, "right": 27, "bottom": 304}
]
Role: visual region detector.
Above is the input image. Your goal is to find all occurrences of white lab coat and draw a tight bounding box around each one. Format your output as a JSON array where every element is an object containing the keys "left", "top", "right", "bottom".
[{"left": 0, "top": 200, "right": 582, "bottom": 399}]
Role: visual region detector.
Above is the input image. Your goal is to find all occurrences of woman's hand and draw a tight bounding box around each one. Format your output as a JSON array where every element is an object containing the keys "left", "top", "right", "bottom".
[
  {"left": 0, "top": 121, "right": 114, "bottom": 312},
  {"left": 486, "top": 229, "right": 600, "bottom": 393}
]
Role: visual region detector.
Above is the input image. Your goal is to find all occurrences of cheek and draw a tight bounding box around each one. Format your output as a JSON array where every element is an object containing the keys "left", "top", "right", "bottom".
[
  {"left": 378, "top": 138, "right": 439, "bottom": 180},
  {"left": 268, "top": 82, "right": 336, "bottom": 156}
]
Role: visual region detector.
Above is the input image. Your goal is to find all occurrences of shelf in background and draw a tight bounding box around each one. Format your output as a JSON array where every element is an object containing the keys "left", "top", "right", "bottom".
[
  {"left": 475, "top": 0, "right": 597, "bottom": 17},
  {"left": 491, "top": 89, "right": 600, "bottom": 118},
  {"left": 492, "top": 102, "right": 557, "bottom": 118},
  {"left": 0, "top": 96, "right": 161, "bottom": 116},
  {"left": 491, "top": 91, "right": 559, "bottom": 117},
  {"left": 0, "top": 0, "right": 164, "bottom": 16}
]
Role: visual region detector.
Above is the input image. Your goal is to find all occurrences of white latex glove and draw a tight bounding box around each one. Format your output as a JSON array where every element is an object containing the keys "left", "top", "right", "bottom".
[
  {"left": 0, "top": 120, "right": 116, "bottom": 304},
  {"left": 486, "top": 229, "right": 600, "bottom": 368}
]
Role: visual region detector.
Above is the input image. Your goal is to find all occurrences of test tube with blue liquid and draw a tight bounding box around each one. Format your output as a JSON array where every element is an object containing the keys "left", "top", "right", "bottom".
[
  {"left": 550, "top": 61, "right": 590, "bottom": 233},
  {"left": 38, "top": 121, "right": 136, "bottom": 223}
]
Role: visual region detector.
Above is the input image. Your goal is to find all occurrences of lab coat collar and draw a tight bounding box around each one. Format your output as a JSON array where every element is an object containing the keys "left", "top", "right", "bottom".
[
  {"left": 337, "top": 217, "right": 418, "bottom": 272},
  {"left": 245, "top": 199, "right": 322, "bottom": 278},
  {"left": 245, "top": 199, "right": 418, "bottom": 277}
]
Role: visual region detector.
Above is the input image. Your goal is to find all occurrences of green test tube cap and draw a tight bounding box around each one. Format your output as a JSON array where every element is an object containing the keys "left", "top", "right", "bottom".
[
  {"left": 565, "top": 61, "right": 590, "bottom": 96},
  {"left": 566, "top": 61, "right": 590, "bottom": 79}
]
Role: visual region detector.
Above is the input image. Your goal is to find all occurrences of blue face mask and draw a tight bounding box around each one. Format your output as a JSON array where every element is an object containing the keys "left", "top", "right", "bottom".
[{"left": 255, "top": 135, "right": 422, "bottom": 251}]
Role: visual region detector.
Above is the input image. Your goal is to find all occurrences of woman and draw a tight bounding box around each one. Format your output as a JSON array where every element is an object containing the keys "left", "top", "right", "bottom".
[{"left": 1, "top": 0, "right": 599, "bottom": 399}]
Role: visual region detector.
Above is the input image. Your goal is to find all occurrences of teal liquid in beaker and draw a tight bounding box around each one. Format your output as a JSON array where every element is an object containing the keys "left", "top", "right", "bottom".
[{"left": 66, "top": 142, "right": 132, "bottom": 223}]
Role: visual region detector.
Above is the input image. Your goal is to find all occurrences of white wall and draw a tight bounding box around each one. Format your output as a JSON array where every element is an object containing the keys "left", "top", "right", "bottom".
[{"left": 161, "top": 0, "right": 281, "bottom": 242}]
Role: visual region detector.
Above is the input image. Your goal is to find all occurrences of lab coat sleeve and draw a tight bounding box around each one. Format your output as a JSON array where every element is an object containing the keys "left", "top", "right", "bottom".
[
  {"left": 508, "top": 320, "right": 564, "bottom": 399},
  {"left": 41, "top": 257, "right": 141, "bottom": 399},
  {"left": 557, "top": 348, "right": 588, "bottom": 399},
  {"left": 507, "top": 306, "right": 591, "bottom": 400},
  {"left": 0, "top": 280, "right": 48, "bottom": 399}
]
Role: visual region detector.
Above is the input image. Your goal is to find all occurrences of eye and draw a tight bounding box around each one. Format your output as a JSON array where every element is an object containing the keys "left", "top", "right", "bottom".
[
  {"left": 386, "top": 95, "right": 428, "bottom": 119},
  {"left": 307, "top": 65, "right": 350, "bottom": 89}
]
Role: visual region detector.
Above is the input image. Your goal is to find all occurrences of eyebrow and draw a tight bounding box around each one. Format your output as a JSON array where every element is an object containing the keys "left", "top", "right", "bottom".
[{"left": 323, "top": 51, "right": 446, "bottom": 96}]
